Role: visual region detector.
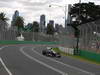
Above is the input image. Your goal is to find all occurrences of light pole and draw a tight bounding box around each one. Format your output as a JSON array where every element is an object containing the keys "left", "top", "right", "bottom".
[
  {"left": 64, "top": 5, "right": 67, "bottom": 29},
  {"left": 49, "top": 4, "right": 67, "bottom": 28},
  {"left": 75, "top": 0, "right": 81, "bottom": 55},
  {"left": 79, "top": 0, "right": 81, "bottom": 3}
]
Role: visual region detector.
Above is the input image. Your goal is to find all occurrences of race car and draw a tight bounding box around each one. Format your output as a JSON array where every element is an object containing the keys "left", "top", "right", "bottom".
[{"left": 42, "top": 47, "right": 61, "bottom": 58}]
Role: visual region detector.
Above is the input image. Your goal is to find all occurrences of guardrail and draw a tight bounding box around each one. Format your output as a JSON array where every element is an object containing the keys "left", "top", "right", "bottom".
[
  {"left": 58, "top": 47, "right": 74, "bottom": 55},
  {"left": 58, "top": 47, "right": 100, "bottom": 63},
  {"left": 0, "top": 41, "right": 60, "bottom": 45},
  {"left": 80, "top": 50, "right": 100, "bottom": 62}
]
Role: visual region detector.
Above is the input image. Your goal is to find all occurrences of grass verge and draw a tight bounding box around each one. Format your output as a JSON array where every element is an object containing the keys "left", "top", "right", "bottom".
[{"left": 53, "top": 47, "right": 100, "bottom": 65}]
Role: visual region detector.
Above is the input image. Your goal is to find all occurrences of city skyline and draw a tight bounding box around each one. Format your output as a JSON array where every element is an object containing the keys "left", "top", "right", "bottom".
[{"left": 0, "top": 0, "right": 100, "bottom": 27}]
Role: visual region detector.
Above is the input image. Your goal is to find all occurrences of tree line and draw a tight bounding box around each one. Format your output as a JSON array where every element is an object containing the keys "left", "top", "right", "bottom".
[{"left": 0, "top": 13, "right": 55, "bottom": 36}]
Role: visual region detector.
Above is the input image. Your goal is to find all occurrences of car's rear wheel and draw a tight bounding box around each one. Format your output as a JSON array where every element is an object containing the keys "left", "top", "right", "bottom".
[{"left": 42, "top": 52, "right": 46, "bottom": 55}]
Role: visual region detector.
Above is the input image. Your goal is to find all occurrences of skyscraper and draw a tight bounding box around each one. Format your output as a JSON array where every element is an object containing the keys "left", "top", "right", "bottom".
[
  {"left": 55, "top": 24, "right": 59, "bottom": 32},
  {"left": 11, "top": 10, "right": 19, "bottom": 26},
  {"left": 67, "top": 4, "right": 72, "bottom": 26},
  {"left": 49, "top": 20, "right": 54, "bottom": 26},
  {"left": 66, "top": 4, "right": 74, "bottom": 34},
  {"left": 40, "top": 14, "right": 46, "bottom": 32}
]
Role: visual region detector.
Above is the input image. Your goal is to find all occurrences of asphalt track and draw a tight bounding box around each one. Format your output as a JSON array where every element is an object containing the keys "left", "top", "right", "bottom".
[{"left": 0, "top": 44, "right": 100, "bottom": 75}]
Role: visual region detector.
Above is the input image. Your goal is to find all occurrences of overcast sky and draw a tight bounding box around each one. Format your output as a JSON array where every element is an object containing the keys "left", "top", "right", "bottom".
[{"left": 0, "top": 0, "right": 100, "bottom": 26}]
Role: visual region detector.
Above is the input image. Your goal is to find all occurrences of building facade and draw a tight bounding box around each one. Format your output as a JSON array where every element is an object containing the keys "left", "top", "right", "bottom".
[
  {"left": 67, "top": 4, "right": 72, "bottom": 26},
  {"left": 39, "top": 14, "right": 46, "bottom": 33},
  {"left": 66, "top": 4, "right": 74, "bottom": 35},
  {"left": 11, "top": 10, "right": 19, "bottom": 26},
  {"left": 49, "top": 20, "right": 54, "bottom": 26}
]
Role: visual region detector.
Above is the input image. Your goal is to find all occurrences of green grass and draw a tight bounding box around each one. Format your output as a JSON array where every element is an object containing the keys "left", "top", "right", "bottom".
[
  {"left": 53, "top": 47, "right": 68, "bottom": 56},
  {"left": 52, "top": 47, "right": 100, "bottom": 65}
]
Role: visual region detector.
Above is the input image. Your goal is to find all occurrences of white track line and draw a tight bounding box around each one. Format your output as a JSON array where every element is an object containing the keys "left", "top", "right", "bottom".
[
  {"left": 32, "top": 48, "right": 95, "bottom": 75},
  {"left": 0, "top": 46, "right": 9, "bottom": 51},
  {"left": 0, "top": 46, "right": 13, "bottom": 75},
  {"left": 20, "top": 47, "right": 68, "bottom": 75},
  {"left": 0, "top": 57, "right": 12, "bottom": 75}
]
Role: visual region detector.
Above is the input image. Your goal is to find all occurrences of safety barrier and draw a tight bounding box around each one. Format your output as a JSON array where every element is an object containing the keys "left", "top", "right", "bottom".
[
  {"left": 80, "top": 50, "right": 100, "bottom": 62},
  {"left": 0, "top": 41, "right": 60, "bottom": 45},
  {"left": 56, "top": 46, "right": 100, "bottom": 63},
  {"left": 58, "top": 47, "right": 74, "bottom": 55}
]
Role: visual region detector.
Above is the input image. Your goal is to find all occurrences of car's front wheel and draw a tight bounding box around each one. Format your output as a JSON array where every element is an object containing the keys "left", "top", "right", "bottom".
[{"left": 57, "top": 55, "right": 61, "bottom": 58}]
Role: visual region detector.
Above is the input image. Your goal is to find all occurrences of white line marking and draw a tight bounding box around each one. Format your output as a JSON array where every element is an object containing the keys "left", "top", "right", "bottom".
[
  {"left": 0, "top": 46, "right": 9, "bottom": 51},
  {"left": 32, "top": 48, "right": 95, "bottom": 75},
  {"left": 0, "top": 45, "right": 13, "bottom": 75},
  {"left": 0, "top": 57, "right": 12, "bottom": 75},
  {"left": 20, "top": 47, "right": 68, "bottom": 75}
]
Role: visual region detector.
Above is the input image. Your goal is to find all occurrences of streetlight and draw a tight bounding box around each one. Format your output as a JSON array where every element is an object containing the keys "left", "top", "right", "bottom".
[
  {"left": 79, "top": 0, "right": 81, "bottom": 3},
  {"left": 49, "top": 4, "right": 67, "bottom": 28},
  {"left": 75, "top": 0, "right": 81, "bottom": 55}
]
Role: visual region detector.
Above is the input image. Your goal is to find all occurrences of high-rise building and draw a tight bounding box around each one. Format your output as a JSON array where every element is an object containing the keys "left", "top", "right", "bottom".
[
  {"left": 40, "top": 14, "right": 46, "bottom": 32},
  {"left": 55, "top": 24, "right": 59, "bottom": 32},
  {"left": 11, "top": 10, "right": 19, "bottom": 26},
  {"left": 66, "top": 4, "right": 74, "bottom": 34},
  {"left": 67, "top": 4, "right": 72, "bottom": 26},
  {"left": 49, "top": 20, "right": 54, "bottom": 26}
]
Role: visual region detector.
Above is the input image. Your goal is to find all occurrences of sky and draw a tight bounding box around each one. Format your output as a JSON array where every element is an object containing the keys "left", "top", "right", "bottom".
[{"left": 0, "top": 0, "right": 100, "bottom": 26}]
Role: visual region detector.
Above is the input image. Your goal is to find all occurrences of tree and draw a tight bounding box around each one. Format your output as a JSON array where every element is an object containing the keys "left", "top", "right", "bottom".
[
  {"left": 46, "top": 23, "right": 55, "bottom": 35},
  {"left": 70, "top": 2, "right": 100, "bottom": 38},
  {"left": 0, "top": 12, "right": 9, "bottom": 31},
  {"left": 32, "top": 21, "right": 39, "bottom": 41},
  {"left": 33, "top": 21, "right": 39, "bottom": 32},
  {"left": 70, "top": 2, "right": 100, "bottom": 25},
  {"left": 0, "top": 12, "right": 8, "bottom": 22},
  {"left": 14, "top": 16, "right": 24, "bottom": 36},
  {"left": 14, "top": 16, "right": 24, "bottom": 30}
]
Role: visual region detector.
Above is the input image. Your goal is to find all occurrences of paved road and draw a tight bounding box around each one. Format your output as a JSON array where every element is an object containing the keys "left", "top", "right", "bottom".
[
  {"left": 0, "top": 60, "right": 9, "bottom": 75},
  {"left": 35, "top": 46, "right": 100, "bottom": 75},
  {"left": 0, "top": 44, "right": 100, "bottom": 75}
]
